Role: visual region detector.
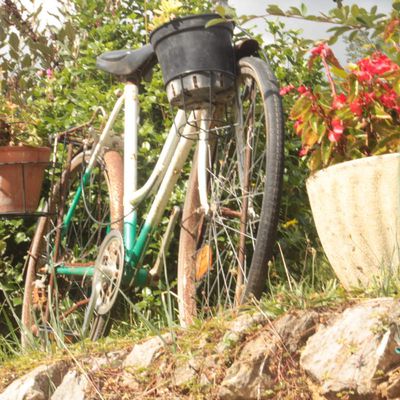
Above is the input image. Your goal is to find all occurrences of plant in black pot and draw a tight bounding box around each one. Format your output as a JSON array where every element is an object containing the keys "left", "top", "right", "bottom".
[
  {"left": 149, "top": 1, "right": 236, "bottom": 109},
  {"left": 0, "top": 97, "right": 50, "bottom": 214}
]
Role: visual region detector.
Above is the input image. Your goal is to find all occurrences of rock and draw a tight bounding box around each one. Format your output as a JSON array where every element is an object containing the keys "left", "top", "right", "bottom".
[
  {"left": 378, "top": 366, "right": 400, "bottom": 399},
  {"left": 217, "top": 312, "right": 266, "bottom": 353},
  {"left": 0, "top": 361, "right": 69, "bottom": 400},
  {"left": 89, "top": 349, "right": 129, "bottom": 370},
  {"left": 123, "top": 332, "right": 174, "bottom": 369},
  {"left": 51, "top": 349, "right": 128, "bottom": 400},
  {"left": 219, "top": 310, "right": 318, "bottom": 400},
  {"left": 51, "top": 371, "right": 87, "bottom": 400},
  {"left": 173, "top": 359, "right": 198, "bottom": 386},
  {"left": 300, "top": 298, "right": 400, "bottom": 399}
]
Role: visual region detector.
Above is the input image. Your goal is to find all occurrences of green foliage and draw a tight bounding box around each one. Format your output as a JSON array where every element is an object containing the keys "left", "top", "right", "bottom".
[{"left": 263, "top": 2, "right": 399, "bottom": 48}]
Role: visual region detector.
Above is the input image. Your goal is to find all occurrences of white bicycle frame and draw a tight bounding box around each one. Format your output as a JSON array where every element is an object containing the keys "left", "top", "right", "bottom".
[{"left": 75, "top": 82, "right": 211, "bottom": 285}]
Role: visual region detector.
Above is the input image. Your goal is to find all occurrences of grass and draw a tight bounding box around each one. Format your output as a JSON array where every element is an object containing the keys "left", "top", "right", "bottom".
[{"left": 3, "top": 229, "right": 400, "bottom": 398}]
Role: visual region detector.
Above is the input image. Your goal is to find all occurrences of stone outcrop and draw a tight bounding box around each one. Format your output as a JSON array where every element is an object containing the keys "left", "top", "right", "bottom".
[
  {"left": 0, "top": 361, "right": 69, "bottom": 400},
  {"left": 301, "top": 298, "right": 400, "bottom": 399},
  {"left": 3, "top": 299, "right": 400, "bottom": 399}
]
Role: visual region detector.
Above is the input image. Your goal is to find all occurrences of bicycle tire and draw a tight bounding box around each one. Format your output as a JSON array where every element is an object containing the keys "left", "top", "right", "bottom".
[
  {"left": 21, "top": 150, "right": 123, "bottom": 347},
  {"left": 177, "top": 56, "right": 284, "bottom": 326}
]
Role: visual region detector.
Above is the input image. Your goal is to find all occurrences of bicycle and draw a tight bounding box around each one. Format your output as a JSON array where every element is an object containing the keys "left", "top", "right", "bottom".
[{"left": 21, "top": 15, "right": 284, "bottom": 346}]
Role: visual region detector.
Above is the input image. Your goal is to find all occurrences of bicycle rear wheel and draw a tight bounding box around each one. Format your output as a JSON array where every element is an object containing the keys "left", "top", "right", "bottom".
[
  {"left": 21, "top": 150, "right": 123, "bottom": 346},
  {"left": 178, "top": 57, "right": 284, "bottom": 326}
]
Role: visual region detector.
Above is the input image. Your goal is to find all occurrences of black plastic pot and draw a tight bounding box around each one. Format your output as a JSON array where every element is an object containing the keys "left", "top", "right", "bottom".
[{"left": 150, "top": 14, "right": 235, "bottom": 108}]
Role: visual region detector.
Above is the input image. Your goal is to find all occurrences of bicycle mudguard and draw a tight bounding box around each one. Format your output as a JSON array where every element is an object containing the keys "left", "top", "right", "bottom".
[{"left": 234, "top": 39, "right": 260, "bottom": 59}]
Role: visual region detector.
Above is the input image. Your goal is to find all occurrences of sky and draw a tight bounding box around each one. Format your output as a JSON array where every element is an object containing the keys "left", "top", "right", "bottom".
[
  {"left": 228, "top": 0, "right": 393, "bottom": 63},
  {"left": 29, "top": 0, "right": 393, "bottom": 63}
]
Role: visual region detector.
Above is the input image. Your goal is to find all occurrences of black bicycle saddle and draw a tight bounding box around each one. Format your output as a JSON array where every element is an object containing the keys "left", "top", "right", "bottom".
[{"left": 96, "top": 44, "right": 157, "bottom": 81}]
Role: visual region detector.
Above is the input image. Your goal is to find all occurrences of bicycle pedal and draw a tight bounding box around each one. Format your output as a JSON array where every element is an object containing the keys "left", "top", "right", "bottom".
[{"left": 36, "top": 325, "right": 80, "bottom": 343}]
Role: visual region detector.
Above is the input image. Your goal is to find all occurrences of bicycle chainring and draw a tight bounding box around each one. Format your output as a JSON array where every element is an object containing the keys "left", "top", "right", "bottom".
[{"left": 90, "top": 229, "right": 124, "bottom": 316}]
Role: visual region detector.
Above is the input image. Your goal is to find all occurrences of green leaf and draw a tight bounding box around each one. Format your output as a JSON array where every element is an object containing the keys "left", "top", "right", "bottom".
[
  {"left": 65, "top": 21, "right": 75, "bottom": 42},
  {"left": 9, "top": 32, "right": 19, "bottom": 51},
  {"left": 300, "top": 3, "right": 307, "bottom": 16},
  {"left": 290, "top": 96, "right": 312, "bottom": 120},
  {"left": 372, "top": 132, "right": 400, "bottom": 154},
  {"left": 215, "top": 5, "right": 226, "bottom": 17},
  {"left": 12, "top": 297, "right": 22, "bottom": 307},
  {"left": 15, "top": 232, "right": 27, "bottom": 244},
  {"left": 350, "top": 4, "right": 360, "bottom": 17},
  {"left": 0, "top": 240, "right": 6, "bottom": 255},
  {"left": 21, "top": 54, "right": 31, "bottom": 68},
  {"left": 0, "top": 27, "right": 6, "bottom": 42},
  {"left": 321, "top": 142, "right": 333, "bottom": 166},
  {"left": 374, "top": 104, "right": 392, "bottom": 120},
  {"left": 205, "top": 18, "right": 227, "bottom": 28},
  {"left": 308, "top": 151, "right": 322, "bottom": 172},
  {"left": 288, "top": 7, "right": 302, "bottom": 16},
  {"left": 266, "top": 5, "right": 285, "bottom": 16},
  {"left": 355, "top": 16, "right": 370, "bottom": 26},
  {"left": 330, "top": 66, "right": 347, "bottom": 79},
  {"left": 326, "top": 26, "right": 351, "bottom": 35}
]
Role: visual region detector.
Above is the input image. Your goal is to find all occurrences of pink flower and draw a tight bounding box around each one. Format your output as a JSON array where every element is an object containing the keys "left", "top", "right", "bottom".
[
  {"left": 328, "top": 118, "right": 344, "bottom": 143},
  {"left": 279, "top": 84, "right": 295, "bottom": 96},
  {"left": 332, "top": 93, "right": 347, "bottom": 110},
  {"left": 46, "top": 68, "right": 53, "bottom": 78}
]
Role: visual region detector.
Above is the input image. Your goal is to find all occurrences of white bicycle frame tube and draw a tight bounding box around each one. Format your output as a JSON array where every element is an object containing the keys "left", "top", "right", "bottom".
[
  {"left": 130, "top": 109, "right": 186, "bottom": 206},
  {"left": 197, "top": 110, "right": 211, "bottom": 215},
  {"left": 144, "top": 112, "right": 197, "bottom": 227},
  {"left": 82, "top": 82, "right": 209, "bottom": 267},
  {"left": 124, "top": 83, "right": 139, "bottom": 215}
]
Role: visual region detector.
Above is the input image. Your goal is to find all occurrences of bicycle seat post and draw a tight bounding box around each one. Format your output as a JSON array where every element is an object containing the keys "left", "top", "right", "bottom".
[{"left": 123, "top": 82, "right": 139, "bottom": 254}]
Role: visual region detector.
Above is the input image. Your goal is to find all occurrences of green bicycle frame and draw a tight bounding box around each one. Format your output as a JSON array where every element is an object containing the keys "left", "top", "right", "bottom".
[{"left": 56, "top": 83, "right": 208, "bottom": 289}]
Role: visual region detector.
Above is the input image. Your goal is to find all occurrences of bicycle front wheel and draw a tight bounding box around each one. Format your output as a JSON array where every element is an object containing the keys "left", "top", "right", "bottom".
[
  {"left": 178, "top": 57, "right": 284, "bottom": 326},
  {"left": 22, "top": 150, "right": 123, "bottom": 346}
]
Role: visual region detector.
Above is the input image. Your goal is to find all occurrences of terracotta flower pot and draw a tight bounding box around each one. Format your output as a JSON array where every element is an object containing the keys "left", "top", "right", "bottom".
[
  {"left": 0, "top": 146, "right": 51, "bottom": 213},
  {"left": 306, "top": 153, "right": 400, "bottom": 289}
]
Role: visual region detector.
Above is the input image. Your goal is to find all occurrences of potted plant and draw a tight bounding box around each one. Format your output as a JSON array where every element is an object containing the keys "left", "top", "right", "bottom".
[
  {"left": 149, "top": 0, "right": 235, "bottom": 108},
  {"left": 282, "top": 42, "right": 400, "bottom": 289},
  {"left": 0, "top": 98, "right": 50, "bottom": 214}
]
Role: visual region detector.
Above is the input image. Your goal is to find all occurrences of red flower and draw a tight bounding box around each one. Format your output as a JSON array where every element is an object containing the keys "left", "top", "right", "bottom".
[
  {"left": 332, "top": 93, "right": 347, "bottom": 110},
  {"left": 363, "top": 92, "right": 376, "bottom": 105},
  {"left": 350, "top": 99, "right": 363, "bottom": 117},
  {"left": 356, "top": 52, "right": 399, "bottom": 81},
  {"left": 279, "top": 84, "right": 295, "bottom": 96},
  {"left": 310, "top": 43, "right": 332, "bottom": 58},
  {"left": 354, "top": 70, "right": 372, "bottom": 82},
  {"left": 297, "top": 85, "right": 309, "bottom": 95},
  {"left": 328, "top": 118, "right": 344, "bottom": 143},
  {"left": 294, "top": 118, "right": 303, "bottom": 136},
  {"left": 299, "top": 147, "right": 309, "bottom": 157},
  {"left": 380, "top": 90, "right": 399, "bottom": 110}
]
